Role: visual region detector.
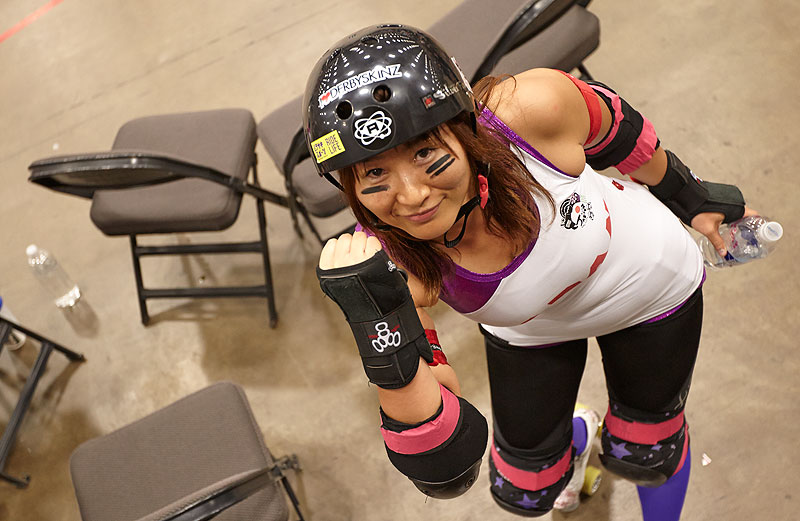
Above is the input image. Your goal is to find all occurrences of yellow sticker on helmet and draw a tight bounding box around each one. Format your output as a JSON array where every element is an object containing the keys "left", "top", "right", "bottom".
[{"left": 311, "top": 130, "right": 346, "bottom": 164}]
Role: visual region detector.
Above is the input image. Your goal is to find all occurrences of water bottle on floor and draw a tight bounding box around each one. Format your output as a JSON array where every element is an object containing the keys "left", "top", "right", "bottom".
[
  {"left": 26, "top": 244, "right": 82, "bottom": 308},
  {"left": 697, "top": 216, "right": 783, "bottom": 269}
]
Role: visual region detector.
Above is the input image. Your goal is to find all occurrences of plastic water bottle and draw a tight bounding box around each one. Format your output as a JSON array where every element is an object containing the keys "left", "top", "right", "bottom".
[
  {"left": 26, "top": 244, "right": 81, "bottom": 308},
  {"left": 697, "top": 216, "right": 783, "bottom": 269}
]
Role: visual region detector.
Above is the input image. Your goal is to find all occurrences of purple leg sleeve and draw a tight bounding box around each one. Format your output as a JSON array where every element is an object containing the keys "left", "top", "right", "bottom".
[{"left": 636, "top": 447, "right": 691, "bottom": 521}]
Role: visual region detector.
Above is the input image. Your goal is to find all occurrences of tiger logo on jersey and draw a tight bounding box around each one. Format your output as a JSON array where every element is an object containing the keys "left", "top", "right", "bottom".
[{"left": 560, "top": 192, "right": 594, "bottom": 230}]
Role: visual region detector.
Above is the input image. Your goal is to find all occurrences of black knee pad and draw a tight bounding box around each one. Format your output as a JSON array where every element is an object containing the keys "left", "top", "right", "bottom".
[
  {"left": 381, "top": 385, "right": 488, "bottom": 499},
  {"left": 488, "top": 428, "right": 574, "bottom": 517},
  {"left": 599, "top": 400, "right": 690, "bottom": 487}
]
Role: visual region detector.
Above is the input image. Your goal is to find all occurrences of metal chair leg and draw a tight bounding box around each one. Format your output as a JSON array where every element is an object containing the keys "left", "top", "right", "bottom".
[
  {"left": 252, "top": 162, "right": 278, "bottom": 328},
  {"left": 577, "top": 63, "right": 594, "bottom": 82},
  {"left": 129, "top": 235, "right": 150, "bottom": 325},
  {"left": 256, "top": 198, "right": 278, "bottom": 328},
  {"left": 0, "top": 326, "right": 85, "bottom": 487}
]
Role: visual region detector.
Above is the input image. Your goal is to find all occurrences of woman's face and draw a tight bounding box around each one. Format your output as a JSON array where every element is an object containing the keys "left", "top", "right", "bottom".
[{"left": 353, "top": 125, "right": 474, "bottom": 241}]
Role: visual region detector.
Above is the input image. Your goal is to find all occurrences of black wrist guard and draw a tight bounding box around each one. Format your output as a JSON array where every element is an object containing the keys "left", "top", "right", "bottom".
[
  {"left": 650, "top": 150, "right": 745, "bottom": 225},
  {"left": 317, "top": 250, "right": 433, "bottom": 389}
]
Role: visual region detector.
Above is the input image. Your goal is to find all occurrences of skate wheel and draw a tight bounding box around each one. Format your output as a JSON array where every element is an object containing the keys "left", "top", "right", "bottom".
[{"left": 582, "top": 465, "right": 602, "bottom": 496}]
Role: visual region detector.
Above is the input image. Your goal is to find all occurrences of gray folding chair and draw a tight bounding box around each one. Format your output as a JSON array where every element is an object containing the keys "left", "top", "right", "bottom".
[
  {"left": 0, "top": 316, "right": 85, "bottom": 488},
  {"left": 256, "top": 0, "right": 600, "bottom": 244},
  {"left": 69, "top": 381, "right": 304, "bottom": 521},
  {"left": 29, "top": 109, "right": 288, "bottom": 327}
]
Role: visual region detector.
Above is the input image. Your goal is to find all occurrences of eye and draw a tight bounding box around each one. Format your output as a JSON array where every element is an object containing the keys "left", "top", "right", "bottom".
[
  {"left": 414, "top": 147, "right": 435, "bottom": 162},
  {"left": 365, "top": 167, "right": 384, "bottom": 178}
]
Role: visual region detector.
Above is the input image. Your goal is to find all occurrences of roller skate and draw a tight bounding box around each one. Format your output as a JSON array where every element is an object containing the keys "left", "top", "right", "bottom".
[{"left": 553, "top": 404, "right": 602, "bottom": 513}]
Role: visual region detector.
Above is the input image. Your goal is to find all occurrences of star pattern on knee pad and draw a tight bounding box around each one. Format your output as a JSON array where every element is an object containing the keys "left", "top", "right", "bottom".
[
  {"left": 609, "top": 440, "right": 632, "bottom": 459},
  {"left": 517, "top": 494, "right": 540, "bottom": 509}
]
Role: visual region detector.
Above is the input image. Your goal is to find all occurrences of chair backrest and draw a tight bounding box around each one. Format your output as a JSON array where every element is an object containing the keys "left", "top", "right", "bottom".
[{"left": 428, "top": 0, "right": 575, "bottom": 81}]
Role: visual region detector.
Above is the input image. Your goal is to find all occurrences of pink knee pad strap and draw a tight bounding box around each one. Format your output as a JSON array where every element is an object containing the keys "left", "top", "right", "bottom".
[
  {"left": 602, "top": 408, "right": 690, "bottom": 481},
  {"left": 490, "top": 441, "right": 572, "bottom": 491},
  {"left": 604, "top": 407, "right": 685, "bottom": 445}
]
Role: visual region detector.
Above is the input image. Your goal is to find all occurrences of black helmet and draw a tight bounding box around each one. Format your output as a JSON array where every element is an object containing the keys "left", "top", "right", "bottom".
[{"left": 303, "top": 24, "right": 474, "bottom": 179}]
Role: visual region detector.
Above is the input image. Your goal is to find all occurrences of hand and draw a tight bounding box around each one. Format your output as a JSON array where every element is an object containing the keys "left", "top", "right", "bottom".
[
  {"left": 690, "top": 206, "right": 759, "bottom": 257},
  {"left": 319, "top": 231, "right": 383, "bottom": 270}
]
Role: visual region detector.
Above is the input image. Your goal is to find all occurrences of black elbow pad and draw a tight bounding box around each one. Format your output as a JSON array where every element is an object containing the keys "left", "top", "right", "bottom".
[{"left": 381, "top": 388, "right": 488, "bottom": 499}]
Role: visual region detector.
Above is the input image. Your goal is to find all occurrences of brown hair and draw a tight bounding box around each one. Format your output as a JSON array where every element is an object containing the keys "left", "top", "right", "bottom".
[{"left": 340, "top": 75, "right": 553, "bottom": 300}]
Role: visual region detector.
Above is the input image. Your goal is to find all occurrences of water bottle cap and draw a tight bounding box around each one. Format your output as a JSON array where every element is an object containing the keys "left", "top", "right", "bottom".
[
  {"left": 758, "top": 222, "right": 783, "bottom": 242},
  {"left": 25, "top": 244, "right": 39, "bottom": 256}
]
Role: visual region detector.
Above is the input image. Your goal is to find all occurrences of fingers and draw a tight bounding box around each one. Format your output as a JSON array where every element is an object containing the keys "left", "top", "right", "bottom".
[
  {"left": 333, "top": 233, "right": 353, "bottom": 264},
  {"left": 691, "top": 211, "right": 727, "bottom": 256},
  {"left": 706, "top": 229, "right": 728, "bottom": 257},
  {"left": 350, "top": 230, "right": 367, "bottom": 256},
  {"left": 318, "top": 232, "right": 384, "bottom": 269},
  {"left": 319, "top": 238, "right": 337, "bottom": 269},
  {"left": 743, "top": 205, "right": 759, "bottom": 218},
  {"left": 365, "top": 235, "right": 383, "bottom": 256}
]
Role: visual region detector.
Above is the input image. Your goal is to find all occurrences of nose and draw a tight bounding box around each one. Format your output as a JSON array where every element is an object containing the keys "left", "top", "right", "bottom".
[{"left": 394, "top": 168, "right": 430, "bottom": 207}]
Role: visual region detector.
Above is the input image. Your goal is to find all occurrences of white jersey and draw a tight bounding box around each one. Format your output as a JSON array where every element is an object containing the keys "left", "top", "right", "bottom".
[{"left": 440, "top": 120, "right": 704, "bottom": 346}]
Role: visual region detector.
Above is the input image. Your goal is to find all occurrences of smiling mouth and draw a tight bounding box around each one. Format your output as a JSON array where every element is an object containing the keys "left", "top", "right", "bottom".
[{"left": 402, "top": 202, "right": 441, "bottom": 223}]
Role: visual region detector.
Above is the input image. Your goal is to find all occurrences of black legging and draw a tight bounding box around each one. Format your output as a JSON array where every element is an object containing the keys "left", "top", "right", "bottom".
[{"left": 483, "top": 287, "right": 703, "bottom": 453}]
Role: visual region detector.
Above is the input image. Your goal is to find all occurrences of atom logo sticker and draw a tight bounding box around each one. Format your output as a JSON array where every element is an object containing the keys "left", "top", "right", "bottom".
[{"left": 354, "top": 108, "right": 393, "bottom": 148}]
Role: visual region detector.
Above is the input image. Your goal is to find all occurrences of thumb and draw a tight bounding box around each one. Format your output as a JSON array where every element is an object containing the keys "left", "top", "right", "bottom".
[{"left": 706, "top": 229, "right": 728, "bottom": 257}]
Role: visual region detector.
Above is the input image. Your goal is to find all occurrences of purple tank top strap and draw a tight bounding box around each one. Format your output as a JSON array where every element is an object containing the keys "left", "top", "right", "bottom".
[{"left": 478, "top": 107, "right": 571, "bottom": 176}]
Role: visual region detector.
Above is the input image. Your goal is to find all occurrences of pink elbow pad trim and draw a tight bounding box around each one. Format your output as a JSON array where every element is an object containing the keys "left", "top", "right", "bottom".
[
  {"left": 557, "top": 70, "right": 602, "bottom": 145},
  {"left": 584, "top": 84, "right": 658, "bottom": 175},
  {"left": 604, "top": 408, "right": 685, "bottom": 445},
  {"left": 615, "top": 116, "right": 658, "bottom": 175},
  {"left": 380, "top": 384, "right": 460, "bottom": 455},
  {"left": 490, "top": 443, "right": 571, "bottom": 491},
  {"left": 584, "top": 84, "right": 623, "bottom": 154}
]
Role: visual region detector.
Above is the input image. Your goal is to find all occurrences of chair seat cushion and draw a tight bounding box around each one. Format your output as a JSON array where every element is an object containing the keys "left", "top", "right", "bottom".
[
  {"left": 257, "top": 100, "right": 346, "bottom": 217},
  {"left": 69, "top": 382, "right": 288, "bottom": 521},
  {"left": 90, "top": 109, "right": 257, "bottom": 235},
  {"left": 291, "top": 160, "right": 347, "bottom": 217}
]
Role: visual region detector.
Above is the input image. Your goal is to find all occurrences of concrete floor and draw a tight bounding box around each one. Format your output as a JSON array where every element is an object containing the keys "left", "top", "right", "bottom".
[{"left": 1, "top": 0, "right": 798, "bottom": 519}]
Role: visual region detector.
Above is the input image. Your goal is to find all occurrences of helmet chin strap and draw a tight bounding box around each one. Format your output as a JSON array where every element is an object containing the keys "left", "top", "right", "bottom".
[
  {"left": 442, "top": 163, "right": 490, "bottom": 248},
  {"left": 443, "top": 196, "right": 481, "bottom": 248}
]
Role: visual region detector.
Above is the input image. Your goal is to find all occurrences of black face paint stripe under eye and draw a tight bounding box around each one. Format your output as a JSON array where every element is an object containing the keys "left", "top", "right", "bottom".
[
  {"left": 429, "top": 156, "right": 455, "bottom": 177},
  {"left": 361, "top": 185, "right": 390, "bottom": 195},
  {"left": 426, "top": 153, "right": 452, "bottom": 174}
]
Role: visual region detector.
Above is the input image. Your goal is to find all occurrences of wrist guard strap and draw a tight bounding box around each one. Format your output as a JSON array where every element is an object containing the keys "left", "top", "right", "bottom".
[
  {"left": 317, "top": 250, "right": 433, "bottom": 389},
  {"left": 425, "top": 329, "right": 449, "bottom": 366},
  {"left": 650, "top": 150, "right": 745, "bottom": 225}
]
